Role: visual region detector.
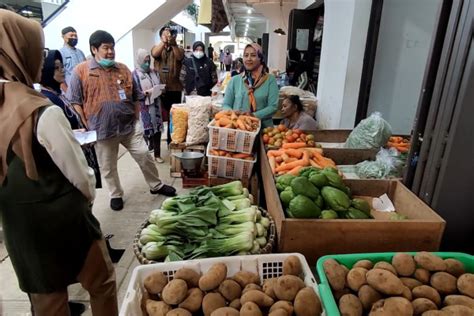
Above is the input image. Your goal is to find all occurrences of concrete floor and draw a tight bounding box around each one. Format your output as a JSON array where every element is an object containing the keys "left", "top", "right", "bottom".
[{"left": 0, "top": 142, "right": 186, "bottom": 315}]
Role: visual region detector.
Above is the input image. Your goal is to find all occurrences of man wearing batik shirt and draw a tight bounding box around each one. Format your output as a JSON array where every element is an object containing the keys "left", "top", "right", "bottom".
[
  {"left": 59, "top": 26, "right": 86, "bottom": 87},
  {"left": 68, "top": 30, "right": 176, "bottom": 211}
]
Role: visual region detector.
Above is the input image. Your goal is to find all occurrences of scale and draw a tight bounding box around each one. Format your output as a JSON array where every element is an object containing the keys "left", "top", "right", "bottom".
[{"left": 172, "top": 152, "right": 208, "bottom": 187}]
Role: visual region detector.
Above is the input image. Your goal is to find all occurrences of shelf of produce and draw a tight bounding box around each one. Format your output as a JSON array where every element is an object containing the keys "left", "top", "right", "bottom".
[{"left": 259, "top": 141, "right": 446, "bottom": 267}]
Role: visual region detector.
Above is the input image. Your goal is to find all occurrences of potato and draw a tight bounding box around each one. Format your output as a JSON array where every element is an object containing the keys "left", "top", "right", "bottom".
[
  {"left": 339, "top": 294, "right": 363, "bottom": 316},
  {"left": 354, "top": 260, "right": 374, "bottom": 270},
  {"left": 373, "top": 261, "right": 397, "bottom": 275},
  {"left": 262, "top": 278, "right": 277, "bottom": 299},
  {"left": 392, "top": 253, "right": 416, "bottom": 276},
  {"left": 412, "top": 285, "right": 442, "bottom": 306},
  {"left": 441, "top": 305, "right": 474, "bottom": 315},
  {"left": 232, "top": 271, "right": 260, "bottom": 288},
  {"left": 347, "top": 267, "right": 368, "bottom": 291},
  {"left": 294, "top": 287, "right": 322, "bottom": 316},
  {"left": 401, "top": 277, "right": 423, "bottom": 290},
  {"left": 444, "top": 258, "right": 466, "bottom": 277},
  {"left": 358, "top": 285, "right": 382, "bottom": 311},
  {"left": 283, "top": 255, "right": 303, "bottom": 276},
  {"left": 415, "top": 268, "right": 432, "bottom": 284},
  {"left": 268, "top": 309, "right": 288, "bottom": 316},
  {"left": 144, "top": 271, "right": 168, "bottom": 294},
  {"left": 421, "top": 311, "right": 445, "bottom": 316},
  {"left": 146, "top": 299, "right": 172, "bottom": 316},
  {"left": 218, "top": 279, "right": 242, "bottom": 301},
  {"left": 402, "top": 286, "right": 413, "bottom": 301},
  {"left": 341, "top": 264, "right": 350, "bottom": 275},
  {"left": 210, "top": 307, "right": 240, "bottom": 316},
  {"left": 174, "top": 268, "right": 201, "bottom": 288},
  {"left": 243, "top": 283, "right": 263, "bottom": 295},
  {"left": 334, "top": 288, "right": 352, "bottom": 301},
  {"left": 273, "top": 275, "right": 305, "bottom": 301},
  {"left": 228, "top": 298, "right": 241, "bottom": 310},
  {"left": 444, "top": 295, "right": 474, "bottom": 309},
  {"left": 200, "top": 263, "right": 227, "bottom": 291},
  {"left": 323, "top": 258, "right": 347, "bottom": 291},
  {"left": 458, "top": 273, "right": 474, "bottom": 298},
  {"left": 166, "top": 308, "right": 191, "bottom": 316},
  {"left": 240, "top": 301, "right": 262, "bottom": 316},
  {"left": 369, "top": 297, "right": 413, "bottom": 316},
  {"left": 270, "top": 301, "right": 294, "bottom": 314},
  {"left": 430, "top": 272, "right": 457, "bottom": 295},
  {"left": 415, "top": 252, "right": 447, "bottom": 272},
  {"left": 412, "top": 298, "right": 437, "bottom": 315},
  {"left": 241, "top": 290, "right": 274, "bottom": 308},
  {"left": 202, "top": 293, "right": 226, "bottom": 316},
  {"left": 178, "top": 288, "right": 203, "bottom": 313},
  {"left": 162, "top": 279, "right": 188, "bottom": 305},
  {"left": 366, "top": 269, "right": 404, "bottom": 295}
]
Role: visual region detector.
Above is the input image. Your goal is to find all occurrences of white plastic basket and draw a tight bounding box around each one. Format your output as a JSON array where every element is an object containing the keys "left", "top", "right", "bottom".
[
  {"left": 208, "top": 119, "right": 260, "bottom": 154},
  {"left": 207, "top": 145, "right": 256, "bottom": 179},
  {"left": 119, "top": 253, "right": 321, "bottom": 316}
]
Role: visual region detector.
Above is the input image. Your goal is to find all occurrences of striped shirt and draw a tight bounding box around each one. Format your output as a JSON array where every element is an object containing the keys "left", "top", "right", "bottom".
[
  {"left": 67, "top": 58, "right": 138, "bottom": 140},
  {"left": 59, "top": 45, "right": 86, "bottom": 86}
]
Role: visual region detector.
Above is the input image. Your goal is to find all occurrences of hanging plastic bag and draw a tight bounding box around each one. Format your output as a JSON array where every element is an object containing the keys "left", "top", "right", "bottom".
[
  {"left": 185, "top": 96, "right": 211, "bottom": 145},
  {"left": 345, "top": 112, "right": 392, "bottom": 149},
  {"left": 170, "top": 104, "right": 189, "bottom": 143}
]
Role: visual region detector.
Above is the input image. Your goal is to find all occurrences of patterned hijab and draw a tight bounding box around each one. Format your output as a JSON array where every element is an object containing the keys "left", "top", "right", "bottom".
[
  {"left": 0, "top": 10, "right": 51, "bottom": 184},
  {"left": 242, "top": 43, "right": 268, "bottom": 112}
]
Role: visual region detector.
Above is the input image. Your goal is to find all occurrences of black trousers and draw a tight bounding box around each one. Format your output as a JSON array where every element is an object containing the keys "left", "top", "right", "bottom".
[
  {"left": 160, "top": 91, "right": 182, "bottom": 144},
  {"left": 225, "top": 64, "right": 231, "bottom": 71}
]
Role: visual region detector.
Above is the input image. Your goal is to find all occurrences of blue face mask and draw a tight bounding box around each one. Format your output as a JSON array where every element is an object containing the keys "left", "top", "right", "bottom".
[
  {"left": 140, "top": 62, "right": 150, "bottom": 72},
  {"left": 98, "top": 58, "right": 115, "bottom": 68}
]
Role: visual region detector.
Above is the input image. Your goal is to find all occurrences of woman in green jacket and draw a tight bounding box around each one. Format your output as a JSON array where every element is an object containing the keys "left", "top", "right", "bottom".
[{"left": 222, "top": 43, "right": 279, "bottom": 128}]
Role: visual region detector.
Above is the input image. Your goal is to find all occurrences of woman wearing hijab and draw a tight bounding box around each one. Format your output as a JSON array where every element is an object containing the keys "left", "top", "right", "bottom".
[
  {"left": 179, "top": 41, "right": 218, "bottom": 96},
  {"left": 222, "top": 43, "right": 279, "bottom": 128},
  {"left": 132, "top": 48, "right": 164, "bottom": 163},
  {"left": 40, "top": 49, "right": 102, "bottom": 186},
  {"left": 0, "top": 10, "right": 117, "bottom": 315}
]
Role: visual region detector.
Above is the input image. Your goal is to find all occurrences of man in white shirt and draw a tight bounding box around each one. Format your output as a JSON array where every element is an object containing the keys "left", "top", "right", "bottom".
[{"left": 59, "top": 26, "right": 86, "bottom": 87}]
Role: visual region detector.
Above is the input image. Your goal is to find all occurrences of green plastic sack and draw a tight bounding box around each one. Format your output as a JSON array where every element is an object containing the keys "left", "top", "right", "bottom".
[{"left": 345, "top": 112, "right": 392, "bottom": 149}]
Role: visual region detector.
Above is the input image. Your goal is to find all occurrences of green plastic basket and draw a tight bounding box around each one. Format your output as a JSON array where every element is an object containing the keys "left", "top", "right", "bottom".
[{"left": 316, "top": 252, "right": 474, "bottom": 316}]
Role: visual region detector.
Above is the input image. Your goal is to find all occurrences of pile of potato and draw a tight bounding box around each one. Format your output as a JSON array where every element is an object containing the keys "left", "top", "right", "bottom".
[
  {"left": 142, "top": 255, "right": 322, "bottom": 316},
  {"left": 323, "top": 252, "right": 474, "bottom": 315}
]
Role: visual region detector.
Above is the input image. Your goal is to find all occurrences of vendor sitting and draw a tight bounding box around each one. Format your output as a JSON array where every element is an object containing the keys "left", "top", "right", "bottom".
[{"left": 280, "top": 95, "right": 318, "bottom": 130}]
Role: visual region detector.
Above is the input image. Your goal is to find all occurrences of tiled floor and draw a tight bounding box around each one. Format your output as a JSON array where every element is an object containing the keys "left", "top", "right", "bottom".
[{"left": 0, "top": 143, "right": 185, "bottom": 315}]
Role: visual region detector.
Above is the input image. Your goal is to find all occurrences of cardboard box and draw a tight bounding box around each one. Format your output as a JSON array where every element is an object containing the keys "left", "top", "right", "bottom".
[{"left": 259, "top": 142, "right": 446, "bottom": 266}]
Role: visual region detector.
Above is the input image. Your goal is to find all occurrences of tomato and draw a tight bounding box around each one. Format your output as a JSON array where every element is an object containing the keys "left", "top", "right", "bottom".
[
  {"left": 296, "top": 138, "right": 302, "bottom": 142},
  {"left": 286, "top": 135, "right": 294, "bottom": 142},
  {"left": 300, "top": 133, "right": 307, "bottom": 141},
  {"left": 263, "top": 134, "right": 270, "bottom": 144},
  {"left": 292, "top": 133, "right": 299, "bottom": 140},
  {"left": 294, "top": 129, "right": 302, "bottom": 135},
  {"left": 277, "top": 124, "right": 287, "bottom": 132},
  {"left": 285, "top": 130, "right": 293, "bottom": 137}
]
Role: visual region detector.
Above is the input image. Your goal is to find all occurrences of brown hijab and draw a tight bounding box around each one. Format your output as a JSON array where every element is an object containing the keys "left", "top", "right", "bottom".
[{"left": 0, "top": 10, "right": 51, "bottom": 184}]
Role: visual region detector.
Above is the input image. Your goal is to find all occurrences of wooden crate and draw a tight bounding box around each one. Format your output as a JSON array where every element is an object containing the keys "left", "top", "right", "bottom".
[
  {"left": 259, "top": 141, "right": 446, "bottom": 266},
  {"left": 169, "top": 143, "right": 206, "bottom": 178}
]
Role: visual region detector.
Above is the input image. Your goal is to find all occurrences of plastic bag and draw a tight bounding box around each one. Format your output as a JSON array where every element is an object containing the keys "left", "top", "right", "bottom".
[
  {"left": 170, "top": 104, "right": 188, "bottom": 143},
  {"left": 345, "top": 112, "right": 392, "bottom": 149},
  {"left": 356, "top": 147, "right": 405, "bottom": 179},
  {"left": 185, "top": 96, "right": 211, "bottom": 145}
]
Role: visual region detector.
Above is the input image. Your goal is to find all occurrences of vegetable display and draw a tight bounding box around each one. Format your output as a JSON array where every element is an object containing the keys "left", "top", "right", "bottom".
[
  {"left": 138, "top": 181, "right": 272, "bottom": 261},
  {"left": 322, "top": 252, "right": 474, "bottom": 316},
  {"left": 386, "top": 136, "right": 411, "bottom": 153},
  {"left": 208, "top": 149, "right": 254, "bottom": 160},
  {"left": 142, "top": 255, "right": 323, "bottom": 315},
  {"left": 267, "top": 147, "right": 337, "bottom": 176},
  {"left": 212, "top": 110, "right": 260, "bottom": 131},
  {"left": 262, "top": 125, "right": 317, "bottom": 148},
  {"left": 276, "top": 167, "right": 375, "bottom": 219}
]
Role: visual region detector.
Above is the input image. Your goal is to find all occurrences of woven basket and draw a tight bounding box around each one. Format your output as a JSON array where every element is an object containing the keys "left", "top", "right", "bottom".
[{"left": 133, "top": 208, "right": 277, "bottom": 264}]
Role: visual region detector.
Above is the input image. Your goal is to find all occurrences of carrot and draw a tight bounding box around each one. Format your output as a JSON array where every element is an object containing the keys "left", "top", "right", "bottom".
[
  {"left": 396, "top": 146, "right": 409, "bottom": 153},
  {"left": 236, "top": 119, "right": 246, "bottom": 130},
  {"left": 302, "top": 147, "right": 324, "bottom": 155},
  {"left": 284, "top": 148, "right": 303, "bottom": 159},
  {"left": 240, "top": 115, "right": 260, "bottom": 122},
  {"left": 281, "top": 153, "right": 290, "bottom": 162},
  {"left": 269, "top": 156, "right": 276, "bottom": 174},
  {"left": 215, "top": 111, "right": 230, "bottom": 120},
  {"left": 389, "top": 136, "right": 403, "bottom": 143},
  {"left": 267, "top": 150, "right": 285, "bottom": 157},
  {"left": 233, "top": 153, "right": 251, "bottom": 159},
  {"left": 275, "top": 151, "right": 310, "bottom": 172},
  {"left": 286, "top": 158, "right": 297, "bottom": 163},
  {"left": 231, "top": 112, "right": 238, "bottom": 121},
  {"left": 287, "top": 165, "right": 304, "bottom": 176},
  {"left": 219, "top": 116, "right": 232, "bottom": 126},
  {"left": 310, "top": 160, "right": 322, "bottom": 168},
  {"left": 282, "top": 142, "right": 307, "bottom": 149}
]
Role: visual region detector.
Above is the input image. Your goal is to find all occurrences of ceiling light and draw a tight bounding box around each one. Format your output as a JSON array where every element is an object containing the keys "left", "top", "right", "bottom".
[
  {"left": 246, "top": 18, "right": 250, "bottom": 23},
  {"left": 273, "top": 28, "right": 286, "bottom": 36},
  {"left": 21, "top": 9, "right": 33, "bottom": 15},
  {"left": 247, "top": 9, "right": 252, "bottom": 14}
]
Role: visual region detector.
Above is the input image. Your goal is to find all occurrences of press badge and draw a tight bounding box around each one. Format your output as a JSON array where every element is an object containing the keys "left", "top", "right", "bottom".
[{"left": 118, "top": 89, "right": 127, "bottom": 100}]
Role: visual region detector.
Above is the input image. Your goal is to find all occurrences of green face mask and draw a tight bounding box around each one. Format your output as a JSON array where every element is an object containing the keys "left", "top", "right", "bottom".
[
  {"left": 98, "top": 58, "right": 115, "bottom": 68},
  {"left": 140, "top": 62, "right": 150, "bottom": 72}
]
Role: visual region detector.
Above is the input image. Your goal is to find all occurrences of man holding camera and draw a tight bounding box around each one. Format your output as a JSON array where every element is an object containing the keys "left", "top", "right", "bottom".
[{"left": 151, "top": 26, "right": 184, "bottom": 144}]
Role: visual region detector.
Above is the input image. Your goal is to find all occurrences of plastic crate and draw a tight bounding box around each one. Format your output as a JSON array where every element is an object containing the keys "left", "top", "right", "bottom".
[
  {"left": 207, "top": 145, "right": 256, "bottom": 179},
  {"left": 120, "top": 253, "right": 321, "bottom": 316},
  {"left": 316, "top": 252, "right": 474, "bottom": 316},
  {"left": 208, "top": 119, "right": 260, "bottom": 154}
]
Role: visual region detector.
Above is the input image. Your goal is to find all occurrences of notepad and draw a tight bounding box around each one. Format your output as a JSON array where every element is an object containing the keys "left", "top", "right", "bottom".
[{"left": 73, "top": 130, "right": 97, "bottom": 146}]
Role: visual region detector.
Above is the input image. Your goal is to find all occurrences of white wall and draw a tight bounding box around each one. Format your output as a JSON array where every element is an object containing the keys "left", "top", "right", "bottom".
[
  {"left": 316, "top": 0, "right": 371, "bottom": 129},
  {"left": 115, "top": 31, "right": 135, "bottom": 70},
  {"left": 367, "top": 0, "right": 441, "bottom": 134}
]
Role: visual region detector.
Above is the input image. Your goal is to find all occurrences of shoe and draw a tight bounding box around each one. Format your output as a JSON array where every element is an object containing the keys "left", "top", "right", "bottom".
[
  {"left": 155, "top": 157, "right": 164, "bottom": 163},
  {"left": 150, "top": 184, "right": 177, "bottom": 196},
  {"left": 110, "top": 198, "right": 123, "bottom": 211},
  {"left": 68, "top": 301, "right": 86, "bottom": 315}
]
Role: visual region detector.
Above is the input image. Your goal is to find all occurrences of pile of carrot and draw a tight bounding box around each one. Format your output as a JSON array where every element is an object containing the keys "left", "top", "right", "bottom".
[
  {"left": 386, "top": 136, "right": 411, "bottom": 153},
  {"left": 266, "top": 142, "right": 337, "bottom": 176},
  {"left": 209, "top": 149, "right": 254, "bottom": 161},
  {"left": 213, "top": 110, "right": 260, "bottom": 132}
]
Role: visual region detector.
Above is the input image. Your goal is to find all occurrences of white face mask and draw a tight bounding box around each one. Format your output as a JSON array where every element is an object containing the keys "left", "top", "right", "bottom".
[{"left": 193, "top": 51, "right": 204, "bottom": 59}]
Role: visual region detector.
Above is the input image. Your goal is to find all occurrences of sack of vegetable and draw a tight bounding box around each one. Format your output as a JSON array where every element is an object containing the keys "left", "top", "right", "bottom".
[{"left": 345, "top": 112, "right": 392, "bottom": 149}]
